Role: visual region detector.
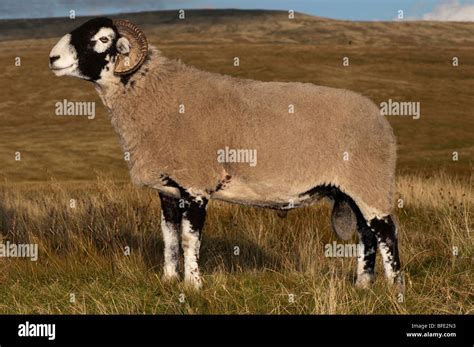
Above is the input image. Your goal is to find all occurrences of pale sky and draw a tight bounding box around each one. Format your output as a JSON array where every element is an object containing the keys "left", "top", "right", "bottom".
[{"left": 1, "top": 0, "right": 473, "bottom": 21}]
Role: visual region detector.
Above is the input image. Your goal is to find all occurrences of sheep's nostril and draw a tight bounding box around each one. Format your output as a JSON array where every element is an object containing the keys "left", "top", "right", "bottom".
[{"left": 49, "top": 55, "right": 60, "bottom": 65}]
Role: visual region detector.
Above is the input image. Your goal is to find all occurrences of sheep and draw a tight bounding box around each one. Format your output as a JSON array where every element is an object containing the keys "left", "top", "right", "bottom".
[{"left": 49, "top": 17, "right": 404, "bottom": 291}]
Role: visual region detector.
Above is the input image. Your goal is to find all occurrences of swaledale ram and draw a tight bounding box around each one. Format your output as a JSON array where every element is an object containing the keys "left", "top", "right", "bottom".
[{"left": 49, "top": 18, "right": 404, "bottom": 291}]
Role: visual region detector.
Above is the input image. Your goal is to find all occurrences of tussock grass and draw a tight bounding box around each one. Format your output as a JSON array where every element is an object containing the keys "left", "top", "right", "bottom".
[{"left": 0, "top": 173, "right": 471, "bottom": 314}]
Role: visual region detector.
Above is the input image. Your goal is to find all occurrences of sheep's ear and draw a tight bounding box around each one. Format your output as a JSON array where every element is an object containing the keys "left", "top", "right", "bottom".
[
  {"left": 113, "top": 20, "right": 148, "bottom": 75},
  {"left": 116, "top": 37, "right": 130, "bottom": 54}
]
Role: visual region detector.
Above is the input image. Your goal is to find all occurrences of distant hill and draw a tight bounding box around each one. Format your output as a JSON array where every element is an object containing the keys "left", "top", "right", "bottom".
[{"left": 1, "top": 9, "right": 473, "bottom": 46}]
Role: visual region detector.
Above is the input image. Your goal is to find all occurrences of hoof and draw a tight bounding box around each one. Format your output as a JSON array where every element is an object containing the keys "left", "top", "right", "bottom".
[
  {"left": 184, "top": 274, "right": 202, "bottom": 290},
  {"left": 392, "top": 272, "right": 405, "bottom": 295},
  {"left": 355, "top": 272, "right": 374, "bottom": 289},
  {"left": 162, "top": 268, "right": 179, "bottom": 283}
]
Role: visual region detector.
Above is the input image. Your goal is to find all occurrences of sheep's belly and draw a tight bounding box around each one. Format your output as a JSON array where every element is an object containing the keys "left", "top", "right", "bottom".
[{"left": 211, "top": 179, "right": 322, "bottom": 209}]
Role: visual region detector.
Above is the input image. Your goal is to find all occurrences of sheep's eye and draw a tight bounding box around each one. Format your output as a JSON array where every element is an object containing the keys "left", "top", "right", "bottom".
[{"left": 99, "top": 37, "right": 109, "bottom": 43}]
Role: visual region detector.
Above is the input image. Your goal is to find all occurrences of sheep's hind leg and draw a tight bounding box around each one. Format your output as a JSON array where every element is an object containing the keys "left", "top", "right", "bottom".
[
  {"left": 159, "top": 193, "right": 182, "bottom": 281},
  {"left": 370, "top": 216, "right": 404, "bottom": 293},
  {"left": 181, "top": 194, "right": 208, "bottom": 290},
  {"left": 332, "top": 194, "right": 377, "bottom": 288},
  {"left": 354, "top": 209, "right": 377, "bottom": 289}
]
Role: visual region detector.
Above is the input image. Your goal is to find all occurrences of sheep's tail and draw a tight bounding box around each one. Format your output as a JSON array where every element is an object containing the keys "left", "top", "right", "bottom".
[{"left": 331, "top": 195, "right": 357, "bottom": 240}]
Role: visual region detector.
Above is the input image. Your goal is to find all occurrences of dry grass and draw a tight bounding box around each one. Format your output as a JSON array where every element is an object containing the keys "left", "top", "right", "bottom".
[{"left": 0, "top": 173, "right": 471, "bottom": 314}]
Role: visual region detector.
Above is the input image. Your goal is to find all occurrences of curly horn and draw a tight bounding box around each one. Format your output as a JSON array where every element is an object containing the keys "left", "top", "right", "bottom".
[{"left": 113, "top": 20, "right": 148, "bottom": 75}]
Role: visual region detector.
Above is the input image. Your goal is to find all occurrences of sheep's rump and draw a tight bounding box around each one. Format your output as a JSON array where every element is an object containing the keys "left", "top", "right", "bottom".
[{"left": 121, "top": 57, "right": 397, "bottom": 221}]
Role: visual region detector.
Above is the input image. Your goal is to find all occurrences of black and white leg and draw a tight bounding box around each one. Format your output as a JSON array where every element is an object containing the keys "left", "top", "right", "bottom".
[
  {"left": 159, "top": 193, "right": 182, "bottom": 281},
  {"left": 180, "top": 193, "right": 208, "bottom": 289},
  {"left": 370, "top": 216, "right": 404, "bottom": 290},
  {"left": 355, "top": 218, "right": 377, "bottom": 289},
  {"left": 352, "top": 197, "right": 403, "bottom": 290}
]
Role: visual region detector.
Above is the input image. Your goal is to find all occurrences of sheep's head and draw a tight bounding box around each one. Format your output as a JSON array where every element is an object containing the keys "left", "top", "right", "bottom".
[{"left": 49, "top": 17, "right": 148, "bottom": 83}]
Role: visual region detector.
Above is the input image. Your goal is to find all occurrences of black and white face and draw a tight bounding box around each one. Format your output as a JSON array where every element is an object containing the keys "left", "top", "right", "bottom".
[{"left": 49, "top": 17, "right": 130, "bottom": 82}]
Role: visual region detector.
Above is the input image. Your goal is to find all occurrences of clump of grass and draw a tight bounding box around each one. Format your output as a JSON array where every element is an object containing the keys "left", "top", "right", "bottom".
[{"left": 0, "top": 173, "right": 471, "bottom": 314}]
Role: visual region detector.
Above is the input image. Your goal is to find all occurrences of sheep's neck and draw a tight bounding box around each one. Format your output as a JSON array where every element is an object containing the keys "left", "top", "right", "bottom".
[
  {"left": 95, "top": 80, "right": 142, "bottom": 153},
  {"left": 95, "top": 50, "right": 177, "bottom": 150},
  {"left": 94, "top": 79, "right": 122, "bottom": 110}
]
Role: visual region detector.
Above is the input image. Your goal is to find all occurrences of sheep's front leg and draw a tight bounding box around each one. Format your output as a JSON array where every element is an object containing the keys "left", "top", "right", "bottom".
[
  {"left": 159, "top": 193, "right": 182, "bottom": 281},
  {"left": 181, "top": 194, "right": 208, "bottom": 289}
]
